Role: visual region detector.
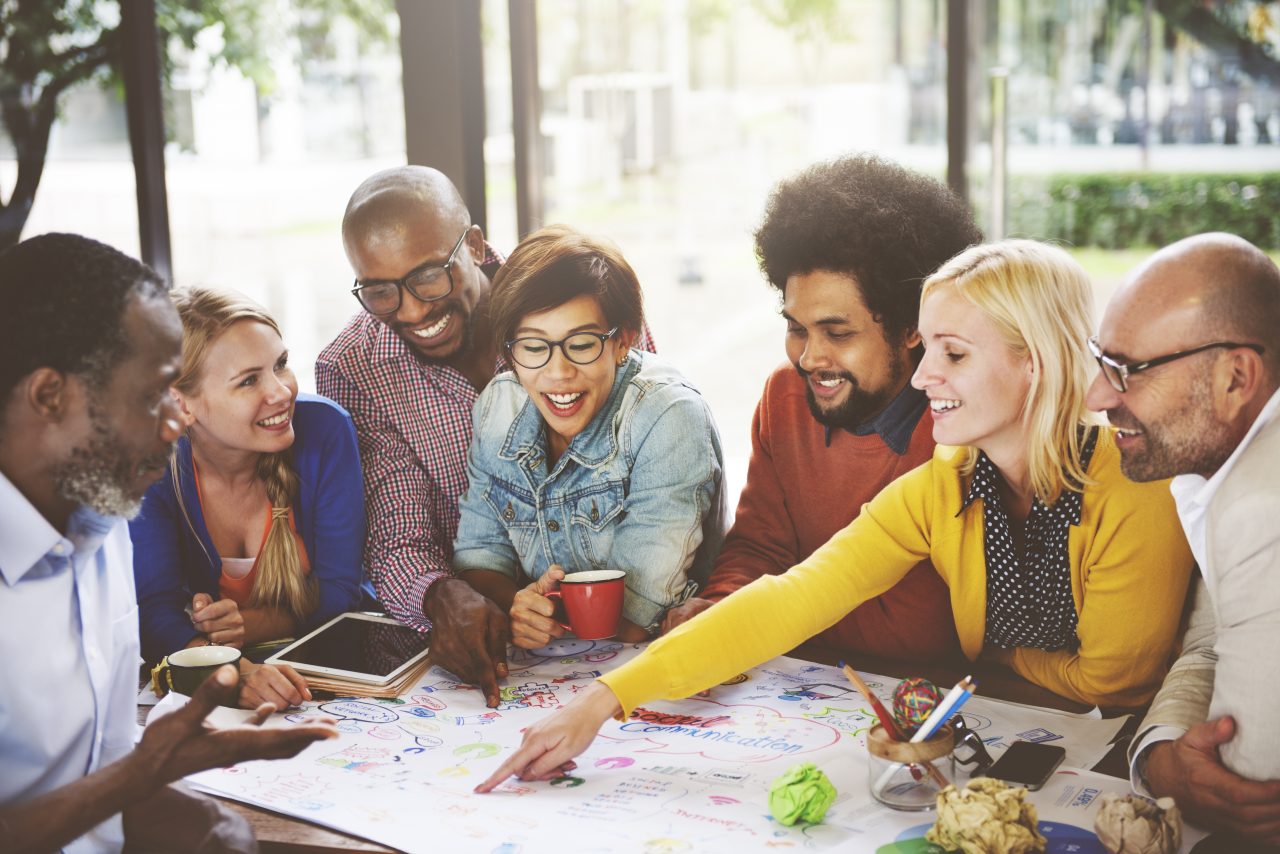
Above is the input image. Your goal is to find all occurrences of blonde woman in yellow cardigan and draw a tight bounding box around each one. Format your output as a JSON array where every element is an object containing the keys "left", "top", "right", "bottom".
[{"left": 476, "top": 239, "right": 1194, "bottom": 792}]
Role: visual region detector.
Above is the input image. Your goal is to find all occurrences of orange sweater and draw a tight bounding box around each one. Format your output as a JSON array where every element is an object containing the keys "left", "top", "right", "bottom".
[{"left": 702, "top": 364, "right": 959, "bottom": 661}]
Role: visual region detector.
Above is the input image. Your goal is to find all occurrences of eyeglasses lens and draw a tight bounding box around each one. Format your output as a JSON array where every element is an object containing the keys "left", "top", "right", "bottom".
[
  {"left": 358, "top": 284, "right": 400, "bottom": 314},
  {"left": 511, "top": 333, "right": 606, "bottom": 369},
  {"left": 405, "top": 266, "right": 452, "bottom": 302}
]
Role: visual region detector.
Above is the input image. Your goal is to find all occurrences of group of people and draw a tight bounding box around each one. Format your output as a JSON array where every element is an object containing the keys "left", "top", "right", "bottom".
[{"left": 2, "top": 153, "right": 1278, "bottom": 852}]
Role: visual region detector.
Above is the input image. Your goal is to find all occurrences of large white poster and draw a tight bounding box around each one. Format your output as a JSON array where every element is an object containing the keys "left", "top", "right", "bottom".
[{"left": 158, "top": 640, "right": 1201, "bottom": 853}]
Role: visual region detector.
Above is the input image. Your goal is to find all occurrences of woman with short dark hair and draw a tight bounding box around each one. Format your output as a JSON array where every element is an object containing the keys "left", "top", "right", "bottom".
[{"left": 454, "top": 225, "right": 727, "bottom": 646}]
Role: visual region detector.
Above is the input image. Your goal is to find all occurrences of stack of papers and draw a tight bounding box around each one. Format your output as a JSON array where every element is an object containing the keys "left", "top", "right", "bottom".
[{"left": 301, "top": 656, "right": 434, "bottom": 699}]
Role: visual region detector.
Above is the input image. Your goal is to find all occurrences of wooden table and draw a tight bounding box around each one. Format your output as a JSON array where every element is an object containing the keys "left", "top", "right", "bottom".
[{"left": 143, "top": 645, "right": 1141, "bottom": 853}]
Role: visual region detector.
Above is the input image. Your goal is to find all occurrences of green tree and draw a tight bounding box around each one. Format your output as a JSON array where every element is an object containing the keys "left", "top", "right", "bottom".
[{"left": 0, "top": 0, "right": 392, "bottom": 250}]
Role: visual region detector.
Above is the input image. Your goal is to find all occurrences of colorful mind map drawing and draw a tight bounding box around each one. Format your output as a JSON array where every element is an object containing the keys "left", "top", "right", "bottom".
[{"left": 170, "top": 642, "right": 1145, "bottom": 853}]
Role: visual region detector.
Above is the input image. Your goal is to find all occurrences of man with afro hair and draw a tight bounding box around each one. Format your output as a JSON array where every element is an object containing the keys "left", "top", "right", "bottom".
[{"left": 663, "top": 154, "right": 981, "bottom": 663}]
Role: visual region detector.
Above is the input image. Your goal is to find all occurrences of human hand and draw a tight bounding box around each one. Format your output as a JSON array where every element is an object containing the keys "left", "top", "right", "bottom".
[
  {"left": 660, "top": 597, "right": 713, "bottom": 634},
  {"left": 510, "top": 566, "right": 567, "bottom": 649},
  {"left": 134, "top": 664, "right": 337, "bottom": 785},
  {"left": 190, "top": 594, "right": 245, "bottom": 648},
  {"left": 239, "top": 661, "right": 311, "bottom": 712},
  {"left": 424, "top": 577, "right": 510, "bottom": 708},
  {"left": 473, "top": 681, "right": 621, "bottom": 793},
  {"left": 1145, "top": 717, "right": 1280, "bottom": 844}
]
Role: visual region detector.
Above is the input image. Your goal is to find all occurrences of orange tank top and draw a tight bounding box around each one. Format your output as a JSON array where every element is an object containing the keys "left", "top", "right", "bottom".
[{"left": 191, "top": 460, "right": 311, "bottom": 606}]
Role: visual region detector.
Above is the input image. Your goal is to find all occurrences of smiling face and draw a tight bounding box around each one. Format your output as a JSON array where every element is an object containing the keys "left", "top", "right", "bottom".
[
  {"left": 912, "top": 286, "right": 1033, "bottom": 459},
  {"left": 52, "top": 294, "right": 185, "bottom": 517},
  {"left": 345, "top": 216, "right": 485, "bottom": 364},
  {"left": 782, "top": 270, "right": 919, "bottom": 429},
  {"left": 1085, "top": 263, "right": 1235, "bottom": 481},
  {"left": 178, "top": 319, "right": 299, "bottom": 457},
  {"left": 511, "top": 294, "right": 632, "bottom": 460}
]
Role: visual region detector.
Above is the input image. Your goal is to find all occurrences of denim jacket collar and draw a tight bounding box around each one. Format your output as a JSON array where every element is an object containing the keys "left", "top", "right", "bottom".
[{"left": 499, "top": 352, "right": 643, "bottom": 470}]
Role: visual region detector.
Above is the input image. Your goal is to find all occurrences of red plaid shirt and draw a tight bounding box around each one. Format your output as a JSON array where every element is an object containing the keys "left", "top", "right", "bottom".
[{"left": 317, "top": 242, "right": 655, "bottom": 632}]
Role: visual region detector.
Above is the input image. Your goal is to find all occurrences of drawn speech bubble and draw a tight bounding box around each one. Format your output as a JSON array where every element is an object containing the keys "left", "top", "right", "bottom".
[{"left": 317, "top": 700, "right": 399, "bottom": 724}]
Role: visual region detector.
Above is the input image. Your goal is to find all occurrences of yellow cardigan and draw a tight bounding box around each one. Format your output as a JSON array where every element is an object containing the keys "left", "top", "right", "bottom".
[{"left": 602, "top": 432, "right": 1193, "bottom": 712}]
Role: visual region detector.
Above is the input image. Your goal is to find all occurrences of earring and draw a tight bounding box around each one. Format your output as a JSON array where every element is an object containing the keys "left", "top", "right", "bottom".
[{"left": 617, "top": 353, "right": 628, "bottom": 367}]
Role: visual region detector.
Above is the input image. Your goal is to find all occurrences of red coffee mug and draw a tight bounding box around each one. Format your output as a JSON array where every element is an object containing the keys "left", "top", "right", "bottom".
[{"left": 546, "top": 569, "right": 625, "bottom": 640}]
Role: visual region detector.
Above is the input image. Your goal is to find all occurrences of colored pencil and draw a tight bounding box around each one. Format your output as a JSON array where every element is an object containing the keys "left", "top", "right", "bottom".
[
  {"left": 840, "top": 662, "right": 949, "bottom": 790},
  {"left": 839, "top": 661, "right": 906, "bottom": 741},
  {"left": 912, "top": 676, "right": 976, "bottom": 743}
]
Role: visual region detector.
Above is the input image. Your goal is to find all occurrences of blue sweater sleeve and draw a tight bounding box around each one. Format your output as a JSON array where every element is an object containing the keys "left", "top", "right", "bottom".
[
  {"left": 130, "top": 462, "right": 207, "bottom": 662},
  {"left": 294, "top": 395, "right": 366, "bottom": 629}
]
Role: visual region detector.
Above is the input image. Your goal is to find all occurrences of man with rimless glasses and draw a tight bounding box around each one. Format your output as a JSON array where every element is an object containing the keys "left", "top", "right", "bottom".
[
  {"left": 316, "top": 167, "right": 653, "bottom": 708},
  {"left": 1086, "top": 233, "right": 1280, "bottom": 848}
]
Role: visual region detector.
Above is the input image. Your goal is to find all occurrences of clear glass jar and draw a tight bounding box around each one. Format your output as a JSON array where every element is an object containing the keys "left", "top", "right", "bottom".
[{"left": 866, "top": 723, "right": 955, "bottom": 810}]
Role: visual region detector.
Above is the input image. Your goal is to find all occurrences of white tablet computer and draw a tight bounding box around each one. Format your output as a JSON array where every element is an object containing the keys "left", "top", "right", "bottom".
[{"left": 266, "top": 612, "right": 430, "bottom": 685}]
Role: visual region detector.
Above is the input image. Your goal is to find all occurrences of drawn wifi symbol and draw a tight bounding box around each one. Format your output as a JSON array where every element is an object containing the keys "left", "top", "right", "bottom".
[{"left": 709, "top": 795, "right": 739, "bottom": 806}]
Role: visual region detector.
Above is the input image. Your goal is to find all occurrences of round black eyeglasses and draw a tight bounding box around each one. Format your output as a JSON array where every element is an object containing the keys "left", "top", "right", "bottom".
[
  {"left": 506, "top": 328, "right": 620, "bottom": 370},
  {"left": 351, "top": 228, "right": 470, "bottom": 315}
]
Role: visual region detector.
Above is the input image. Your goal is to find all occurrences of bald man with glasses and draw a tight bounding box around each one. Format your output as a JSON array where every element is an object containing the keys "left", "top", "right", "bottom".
[{"left": 1086, "top": 233, "right": 1280, "bottom": 848}]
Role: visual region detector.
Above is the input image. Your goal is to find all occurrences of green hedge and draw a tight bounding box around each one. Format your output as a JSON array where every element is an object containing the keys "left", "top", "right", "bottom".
[{"left": 1005, "top": 173, "right": 1280, "bottom": 250}]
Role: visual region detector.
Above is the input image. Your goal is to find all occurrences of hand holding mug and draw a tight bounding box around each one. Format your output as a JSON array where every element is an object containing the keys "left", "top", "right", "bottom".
[
  {"left": 190, "top": 593, "right": 245, "bottom": 648},
  {"left": 510, "top": 566, "right": 567, "bottom": 649},
  {"left": 545, "top": 569, "right": 625, "bottom": 641}
]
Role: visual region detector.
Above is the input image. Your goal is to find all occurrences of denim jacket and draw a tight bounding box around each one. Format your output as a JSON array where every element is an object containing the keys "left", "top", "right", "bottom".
[{"left": 453, "top": 350, "right": 726, "bottom": 629}]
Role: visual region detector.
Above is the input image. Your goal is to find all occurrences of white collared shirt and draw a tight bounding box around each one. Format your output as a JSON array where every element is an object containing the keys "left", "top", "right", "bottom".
[
  {"left": 1129, "top": 386, "right": 1280, "bottom": 794},
  {"left": 0, "top": 471, "right": 141, "bottom": 853}
]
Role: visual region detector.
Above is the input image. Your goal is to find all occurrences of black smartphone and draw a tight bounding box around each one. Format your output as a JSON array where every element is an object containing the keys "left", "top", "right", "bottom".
[{"left": 983, "top": 740, "right": 1066, "bottom": 790}]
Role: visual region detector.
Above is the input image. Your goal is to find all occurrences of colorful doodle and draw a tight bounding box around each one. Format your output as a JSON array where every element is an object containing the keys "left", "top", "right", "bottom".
[{"left": 174, "top": 643, "right": 1138, "bottom": 853}]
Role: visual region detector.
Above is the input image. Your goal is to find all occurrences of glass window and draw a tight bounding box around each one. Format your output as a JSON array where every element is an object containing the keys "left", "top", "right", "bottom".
[{"left": 525, "top": 0, "right": 950, "bottom": 498}]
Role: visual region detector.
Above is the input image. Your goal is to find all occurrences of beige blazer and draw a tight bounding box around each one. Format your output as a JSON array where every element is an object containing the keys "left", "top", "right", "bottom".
[{"left": 1131, "top": 412, "right": 1280, "bottom": 781}]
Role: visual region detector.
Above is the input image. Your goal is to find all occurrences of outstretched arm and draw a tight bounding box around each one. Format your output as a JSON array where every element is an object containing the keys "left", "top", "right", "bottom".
[{"left": 0, "top": 666, "right": 336, "bottom": 854}]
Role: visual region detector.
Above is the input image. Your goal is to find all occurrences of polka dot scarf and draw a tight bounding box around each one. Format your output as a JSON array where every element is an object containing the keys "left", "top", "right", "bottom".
[{"left": 961, "top": 427, "right": 1099, "bottom": 652}]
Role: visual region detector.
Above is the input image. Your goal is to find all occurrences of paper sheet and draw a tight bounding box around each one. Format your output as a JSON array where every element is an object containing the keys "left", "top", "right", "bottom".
[{"left": 160, "top": 641, "right": 1202, "bottom": 853}]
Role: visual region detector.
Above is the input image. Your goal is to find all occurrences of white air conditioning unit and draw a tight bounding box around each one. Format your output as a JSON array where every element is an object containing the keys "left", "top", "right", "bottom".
[{"left": 567, "top": 73, "right": 673, "bottom": 173}]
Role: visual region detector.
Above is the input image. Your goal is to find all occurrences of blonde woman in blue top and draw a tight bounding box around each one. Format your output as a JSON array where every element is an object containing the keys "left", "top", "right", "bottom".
[
  {"left": 454, "top": 226, "right": 727, "bottom": 647},
  {"left": 131, "top": 288, "right": 366, "bottom": 709}
]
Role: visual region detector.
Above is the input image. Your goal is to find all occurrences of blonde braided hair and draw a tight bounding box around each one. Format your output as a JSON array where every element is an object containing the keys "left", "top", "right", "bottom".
[{"left": 171, "top": 287, "right": 317, "bottom": 623}]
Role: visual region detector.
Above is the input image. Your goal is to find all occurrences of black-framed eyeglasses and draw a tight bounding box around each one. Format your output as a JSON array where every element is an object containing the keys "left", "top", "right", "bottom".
[
  {"left": 951, "top": 715, "right": 995, "bottom": 774},
  {"left": 506, "top": 328, "right": 620, "bottom": 370},
  {"left": 1088, "top": 336, "right": 1265, "bottom": 393},
  {"left": 350, "top": 227, "right": 470, "bottom": 315}
]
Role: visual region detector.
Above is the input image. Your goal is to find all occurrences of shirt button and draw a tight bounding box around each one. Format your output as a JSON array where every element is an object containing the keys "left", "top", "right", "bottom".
[
  {"left": 547, "top": 520, "right": 560, "bottom": 532},
  {"left": 502, "top": 503, "right": 515, "bottom": 521}
]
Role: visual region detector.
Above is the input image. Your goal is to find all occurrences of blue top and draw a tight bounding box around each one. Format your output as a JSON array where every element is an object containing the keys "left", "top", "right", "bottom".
[
  {"left": 0, "top": 472, "right": 139, "bottom": 853},
  {"left": 130, "top": 393, "right": 366, "bottom": 661},
  {"left": 453, "top": 350, "right": 727, "bottom": 630}
]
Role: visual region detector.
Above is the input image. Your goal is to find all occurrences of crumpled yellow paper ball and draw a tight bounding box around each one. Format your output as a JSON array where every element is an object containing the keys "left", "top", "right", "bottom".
[
  {"left": 926, "top": 777, "right": 1047, "bottom": 853},
  {"left": 1093, "top": 794, "right": 1182, "bottom": 854},
  {"left": 768, "top": 762, "right": 837, "bottom": 826}
]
